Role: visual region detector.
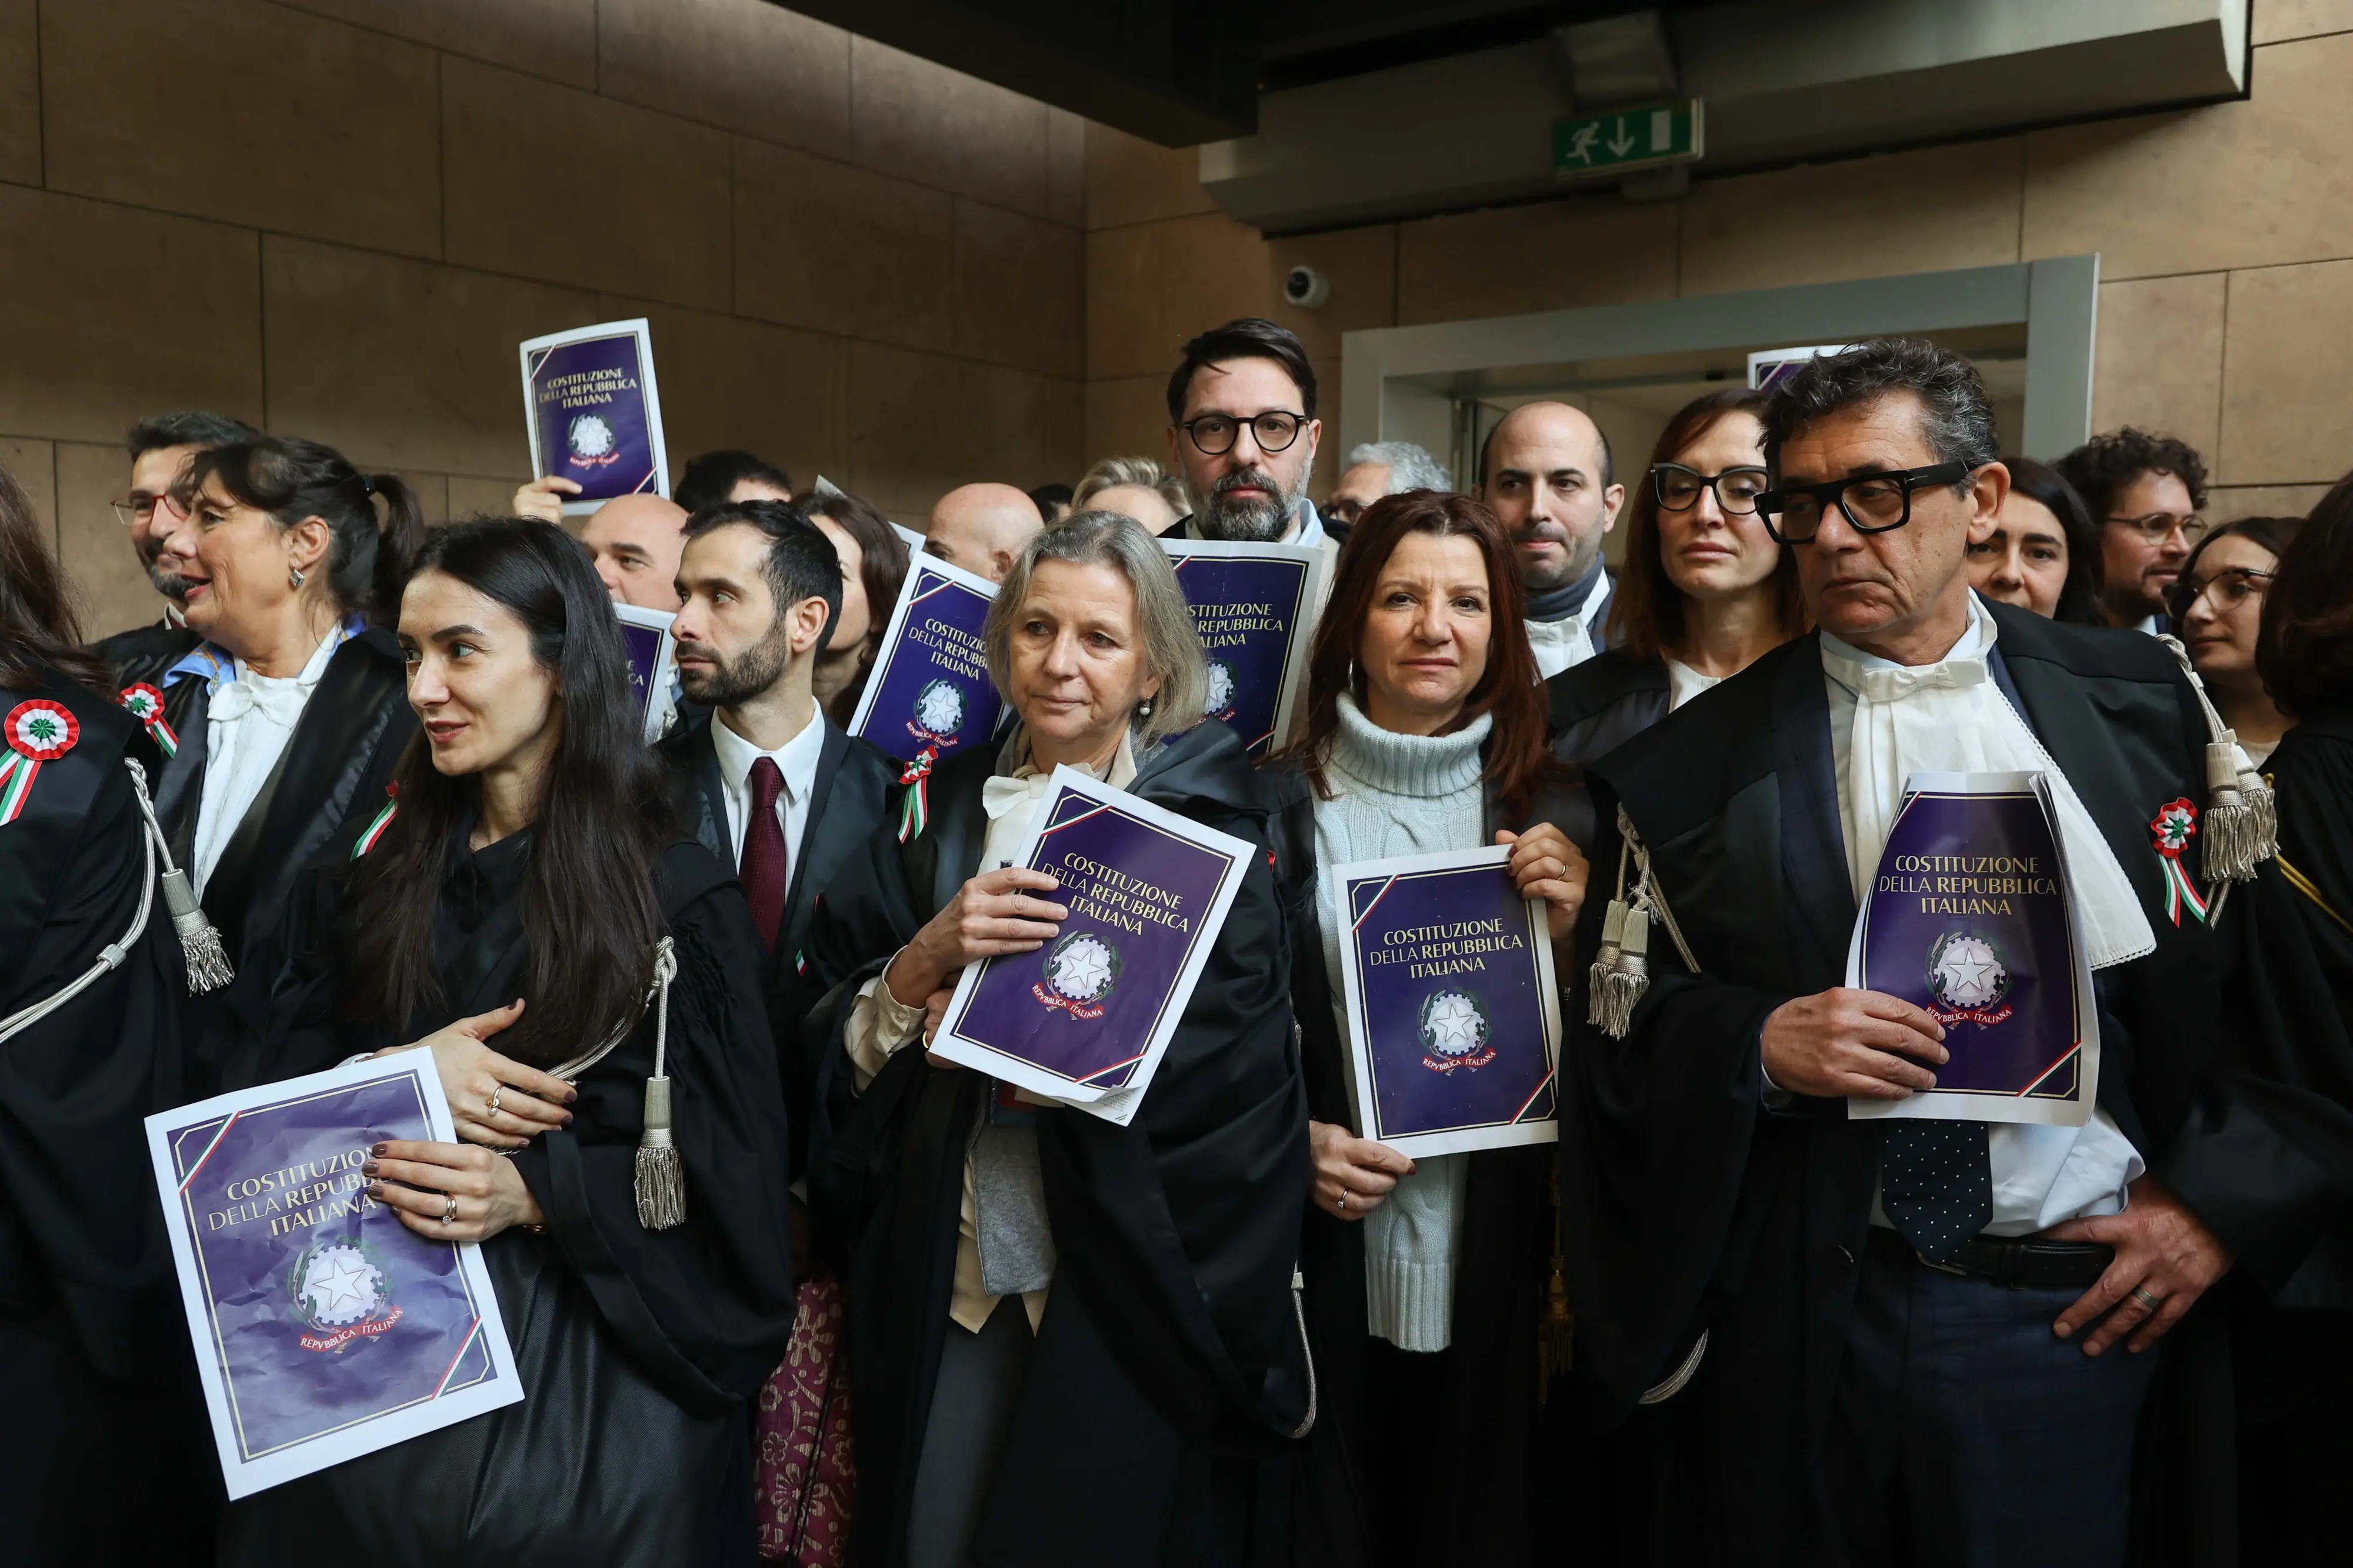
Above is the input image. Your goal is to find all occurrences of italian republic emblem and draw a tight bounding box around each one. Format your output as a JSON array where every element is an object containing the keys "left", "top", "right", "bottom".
[
  {"left": 1419, "top": 987, "right": 1497, "bottom": 1073},
  {"left": 1033, "top": 929, "right": 1121, "bottom": 1020},
  {"left": 909, "top": 679, "right": 968, "bottom": 743},
  {"left": 289, "top": 1237, "right": 402, "bottom": 1353},
  {"left": 565, "top": 412, "right": 619, "bottom": 468},
  {"left": 1203, "top": 659, "right": 1238, "bottom": 719},
  {"left": 1924, "top": 930, "right": 2014, "bottom": 1026}
]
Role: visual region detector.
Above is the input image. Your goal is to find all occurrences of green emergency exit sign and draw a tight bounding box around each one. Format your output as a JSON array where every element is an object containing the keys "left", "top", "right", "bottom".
[{"left": 1553, "top": 99, "right": 1704, "bottom": 178}]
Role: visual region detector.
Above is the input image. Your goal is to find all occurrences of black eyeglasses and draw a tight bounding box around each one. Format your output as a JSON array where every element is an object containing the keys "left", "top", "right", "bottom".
[
  {"left": 1755, "top": 461, "right": 1969, "bottom": 543},
  {"left": 1179, "top": 411, "right": 1305, "bottom": 456},
  {"left": 1651, "top": 463, "right": 1769, "bottom": 516}
]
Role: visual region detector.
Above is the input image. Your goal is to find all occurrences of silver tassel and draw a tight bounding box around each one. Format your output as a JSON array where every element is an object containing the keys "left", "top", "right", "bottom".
[
  {"left": 1586, "top": 900, "right": 1627, "bottom": 1027},
  {"left": 2199, "top": 740, "right": 2270, "bottom": 887},
  {"left": 125, "top": 760, "right": 233, "bottom": 993},
  {"left": 1589, "top": 906, "right": 1651, "bottom": 1040},
  {"left": 160, "top": 868, "right": 234, "bottom": 993},
  {"left": 634, "top": 939, "right": 685, "bottom": 1230}
]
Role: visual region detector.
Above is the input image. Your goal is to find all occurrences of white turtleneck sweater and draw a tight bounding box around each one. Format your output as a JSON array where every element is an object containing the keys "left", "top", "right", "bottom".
[{"left": 1313, "top": 693, "right": 1492, "bottom": 1353}]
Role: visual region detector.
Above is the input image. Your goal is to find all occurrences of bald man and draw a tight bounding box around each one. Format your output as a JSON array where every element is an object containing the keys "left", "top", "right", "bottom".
[
  {"left": 1474, "top": 402, "right": 1625, "bottom": 678},
  {"left": 925, "top": 482, "right": 1042, "bottom": 583},
  {"left": 512, "top": 477, "right": 690, "bottom": 609}
]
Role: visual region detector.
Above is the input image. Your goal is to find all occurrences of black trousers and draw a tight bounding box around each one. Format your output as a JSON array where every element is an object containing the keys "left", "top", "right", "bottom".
[{"left": 1822, "top": 1229, "right": 2156, "bottom": 1568}]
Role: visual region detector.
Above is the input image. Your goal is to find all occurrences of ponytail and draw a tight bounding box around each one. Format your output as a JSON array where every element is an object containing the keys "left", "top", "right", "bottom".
[
  {"left": 363, "top": 472, "right": 427, "bottom": 626},
  {"left": 183, "top": 438, "right": 426, "bottom": 627}
]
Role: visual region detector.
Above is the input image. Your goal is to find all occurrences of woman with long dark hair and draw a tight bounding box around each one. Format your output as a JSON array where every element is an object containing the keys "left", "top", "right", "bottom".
[
  {"left": 1276, "top": 491, "right": 1586, "bottom": 1568},
  {"left": 1551, "top": 388, "right": 1803, "bottom": 845},
  {"left": 804, "top": 487, "right": 910, "bottom": 728},
  {"left": 2172, "top": 514, "right": 2305, "bottom": 765},
  {"left": 801, "top": 511, "right": 1312, "bottom": 1567},
  {"left": 1968, "top": 455, "right": 2105, "bottom": 623},
  {"left": 0, "top": 460, "right": 216, "bottom": 1566},
  {"left": 148, "top": 436, "right": 424, "bottom": 984},
  {"left": 218, "top": 518, "right": 797, "bottom": 1564}
]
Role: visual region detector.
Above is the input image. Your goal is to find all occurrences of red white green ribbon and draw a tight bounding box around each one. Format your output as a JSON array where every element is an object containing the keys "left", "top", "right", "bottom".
[
  {"left": 352, "top": 789, "right": 399, "bottom": 859},
  {"left": 896, "top": 747, "right": 938, "bottom": 844},
  {"left": 118, "top": 682, "right": 178, "bottom": 758},
  {"left": 2149, "top": 797, "right": 2209, "bottom": 926},
  {"left": 1, "top": 699, "right": 78, "bottom": 825}
]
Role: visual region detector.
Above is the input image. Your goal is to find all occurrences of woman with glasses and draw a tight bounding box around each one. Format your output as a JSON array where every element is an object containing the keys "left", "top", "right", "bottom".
[
  {"left": 2173, "top": 515, "right": 2304, "bottom": 765},
  {"left": 1966, "top": 456, "right": 2106, "bottom": 623},
  {"left": 146, "top": 436, "right": 424, "bottom": 1005},
  {"left": 1547, "top": 388, "right": 1805, "bottom": 846}
]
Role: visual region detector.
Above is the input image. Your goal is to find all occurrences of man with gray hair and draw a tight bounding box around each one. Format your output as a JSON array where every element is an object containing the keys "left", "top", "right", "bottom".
[
  {"left": 1559, "top": 336, "right": 2298, "bottom": 1565},
  {"left": 1324, "top": 440, "right": 1451, "bottom": 543}
]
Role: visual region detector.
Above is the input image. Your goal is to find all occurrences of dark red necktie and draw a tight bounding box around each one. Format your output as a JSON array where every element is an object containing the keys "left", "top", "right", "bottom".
[{"left": 741, "top": 756, "right": 789, "bottom": 951}]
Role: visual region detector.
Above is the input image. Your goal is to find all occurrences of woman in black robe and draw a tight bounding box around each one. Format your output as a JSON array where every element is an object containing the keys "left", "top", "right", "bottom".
[
  {"left": 1545, "top": 388, "right": 1801, "bottom": 848},
  {"left": 800, "top": 510, "right": 1313, "bottom": 1568},
  {"left": 215, "top": 519, "right": 797, "bottom": 1566},
  {"left": 1271, "top": 493, "right": 1585, "bottom": 1568},
  {"left": 0, "top": 462, "right": 216, "bottom": 1566}
]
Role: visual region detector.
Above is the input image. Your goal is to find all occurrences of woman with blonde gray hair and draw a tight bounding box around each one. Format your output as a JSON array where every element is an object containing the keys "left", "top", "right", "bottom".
[
  {"left": 1071, "top": 453, "right": 1189, "bottom": 535},
  {"left": 799, "top": 510, "right": 1315, "bottom": 1567}
]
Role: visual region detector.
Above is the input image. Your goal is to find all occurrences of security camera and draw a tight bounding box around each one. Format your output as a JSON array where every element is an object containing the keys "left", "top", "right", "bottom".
[{"left": 1284, "top": 265, "right": 1331, "bottom": 309}]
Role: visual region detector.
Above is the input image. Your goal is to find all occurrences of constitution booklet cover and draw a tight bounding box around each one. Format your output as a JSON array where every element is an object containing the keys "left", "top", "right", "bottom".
[
  {"left": 848, "top": 554, "right": 1004, "bottom": 765},
  {"left": 1160, "top": 539, "right": 1329, "bottom": 756},
  {"left": 145, "top": 1056, "right": 522, "bottom": 1499},
  {"left": 519, "top": 318, "right": 669, "bottom": 513},
  {"left": 614, "top": 602, "right": 678, "bottom": 744},
  {"left": 1329, "top": 845, "right": 1561, "bottom": 1158},
  {"left": 1846, "top": 770, "right": 2100, "bottom": 1127},
  {"left": 931, "top": 769, "right": 1253, "bottom": 1126}
]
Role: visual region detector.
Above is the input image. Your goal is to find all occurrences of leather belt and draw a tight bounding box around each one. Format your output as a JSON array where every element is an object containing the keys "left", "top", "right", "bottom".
[{"left": 1869, "top": 1225, "right": 2113, "bottom": 1290}]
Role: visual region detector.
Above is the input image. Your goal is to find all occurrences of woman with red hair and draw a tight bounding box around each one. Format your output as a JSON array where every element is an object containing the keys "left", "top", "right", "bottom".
[{"left": 1274, "top": 489, "right": 1587, "bottom": 1567}]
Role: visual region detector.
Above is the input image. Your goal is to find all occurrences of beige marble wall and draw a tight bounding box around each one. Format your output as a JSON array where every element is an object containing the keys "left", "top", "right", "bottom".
[
  {"left": 24, "top": 0, "right": 1084, "bottom": 634},
  {"left": 1084, "top": 2, "right": 2353, "bottom": 525}
]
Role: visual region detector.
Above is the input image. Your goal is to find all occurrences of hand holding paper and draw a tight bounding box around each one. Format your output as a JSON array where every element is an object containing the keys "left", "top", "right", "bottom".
[
  {"left": 1762, "top": 987, "right": 1949, "bottom": 1100},
  {"left": 1496, "top": 822, "right": 1588, "bottom": 942},
  {"left": 1308, "top": 1119, "right": 1414, "bottom": 1220},
  {"left": 511, "top": 475, "right": 579, "bottom": 525},
  {"left": 885, "top": 866, "right": 1069, "bottom": 1006}
]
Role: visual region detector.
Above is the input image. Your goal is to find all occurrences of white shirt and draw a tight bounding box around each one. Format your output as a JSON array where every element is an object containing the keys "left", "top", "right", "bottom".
[
  {"left": 1525, "top": 571, "right": 1613, "bottom": 680},
  {"left": 1819, "top": 596, "right": 2147, "bottom": 1235},
  {"left": 708, "top": 703, "right": 827, "bottom": 872},
  {"left": 192, "top": 627, "right": 346, "bottom": 896},
  {"left": 1664, "top": 656, "right": 1724, "bottom": 712}
]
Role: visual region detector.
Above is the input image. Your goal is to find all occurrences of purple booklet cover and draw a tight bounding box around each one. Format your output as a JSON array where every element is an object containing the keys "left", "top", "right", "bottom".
[
  {"left": 145, "top": 1057, "right": 522, "bottom": 1499},
  {"left": 1847, "top": 770, "right": 2099, "bottom": 1127},
  {"left": 519, "top": 318, "right": 669, "bottom": 512},
  {"left": 847, "top": 555, "right": 1005, "bottom": 765},
  {"left": 614, "top": 603, "right": 678, "bottom": 743},
  {"left": 931, "top": 769, "right": 1253, "bottom": 1125},
  {"left": 1161, "top": 540, "right": 1328, "bottom": 755},
  {"left": 1329, "top": 846, "right": 1561, "bottom": 1157}
]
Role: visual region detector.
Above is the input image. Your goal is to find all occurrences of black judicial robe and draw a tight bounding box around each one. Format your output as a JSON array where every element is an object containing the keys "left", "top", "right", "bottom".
[
  {"left": 1280, "top": 763, "right": 1569, "bottom": 1568},
  {"left": 0, "top": 668, "right": 214, "bottom": 1567},
  {"left": 1557, "top": 603, "right": 2321, "bottom": 1566},
  {"left": 801, "top": 721, "right": 1314, "bottom": 1568},
  {"left": 2174, "top": 709, "right": 2353, "bottom": 1567},
  {"left": 93, "top": 618, "right": 198, "bottom": 689},
  {"left": 216, "top": 829, "right": 798, "bottom": 1567},
  {"left": 151, "top": 626, "right": 415, "bottom": 977},
  {"left": 1545, "top": 649, "right": 1672, "bottom": 852},
  {"left": 661, "top": 708, "right": 898, "bottom": 1178}
]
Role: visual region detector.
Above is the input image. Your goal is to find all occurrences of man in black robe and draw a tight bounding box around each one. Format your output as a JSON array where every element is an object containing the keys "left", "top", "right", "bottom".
[
  {"left": 92, "top": 409, "right": 256, "bottom": 686},
  {"left": 1559, "top": 339, "right": 2324, "bottom": 1567},
  {"left": 659, "top": 496, "right": 897, "bottom": 1169}
]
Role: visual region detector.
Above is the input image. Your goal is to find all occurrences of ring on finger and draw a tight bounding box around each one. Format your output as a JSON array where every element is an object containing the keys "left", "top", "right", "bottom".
[
  {"left": 441, "top": 1192, "right": 459, "bottom": 1225},
  {"left": 1336, "top": 1189, "right": 1348, "bottom": 1213},
  {"left": 2130, "top": 1285, "right": 2164, "bottom": 1312},
  {"left": 485, "top": 1086, "right": 503, "bottom": 1119}
]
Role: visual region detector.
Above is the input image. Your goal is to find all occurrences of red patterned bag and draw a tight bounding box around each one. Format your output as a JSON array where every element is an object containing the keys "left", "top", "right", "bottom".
[{"left": 755, "top": 1275, "right": 856, "bottom": 1564}]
